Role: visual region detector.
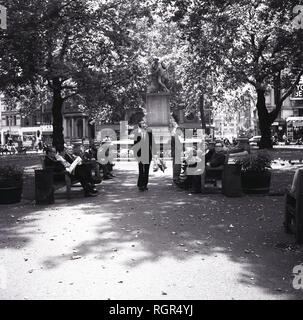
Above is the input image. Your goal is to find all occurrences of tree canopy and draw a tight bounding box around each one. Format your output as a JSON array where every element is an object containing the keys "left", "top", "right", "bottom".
[
  {"left": 0, "top": 0, "right": 302, "bottom": 148},
  {"left": 0, "top": 0, "right": 152, "bottom": 149},
  {"left": 166, "top": 0, "right": 303, "bottom": 147}
]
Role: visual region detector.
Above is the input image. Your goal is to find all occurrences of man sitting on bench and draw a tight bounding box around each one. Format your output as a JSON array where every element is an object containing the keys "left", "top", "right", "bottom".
[
  {"left": 45, "top": 147, "right": 98, "bottom": 197},
  {"left": 205, "top": 142, "right": 227, "bottom": 168}
]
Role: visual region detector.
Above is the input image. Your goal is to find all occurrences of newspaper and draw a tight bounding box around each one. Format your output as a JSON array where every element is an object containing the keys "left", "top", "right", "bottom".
[
  {"left": 55, "top": 154, "right": 82, "bottom": 175},
  {"left": 66, "top": 156, "right": 82, "bottom": 175}
]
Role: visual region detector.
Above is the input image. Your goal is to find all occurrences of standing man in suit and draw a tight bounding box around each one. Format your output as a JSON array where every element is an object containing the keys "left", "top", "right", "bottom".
[
  {"left": 171, "top": 126, "right": 184, "bottom": 184},
  {"left": 133, "top": 121, "right": 156, "bottom": 192}
]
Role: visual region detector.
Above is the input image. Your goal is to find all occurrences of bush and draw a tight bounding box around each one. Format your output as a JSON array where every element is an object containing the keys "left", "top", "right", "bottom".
[
  {"left": 0, "top": 165, "right": 24, "bottom": 188},
  {"left": 236, "top": 150, "right": 272, "bottom": 173}
]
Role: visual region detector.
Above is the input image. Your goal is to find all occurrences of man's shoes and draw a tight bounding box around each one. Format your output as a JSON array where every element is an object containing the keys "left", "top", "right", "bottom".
[
  {"left": 144, "top": 187, "right": 149, "bottom": 191},
  {"left": 93, "top": 178, "right": 102, "bottom": 184},
  {"left": 138, "top": 187, "right": 145, "bottom": 192},
  {"left": 109, "top": 173, "right": 116, "bottom": 178},
  {"left": 88, "top": 183, "right": 98, "bottom": 193},
  {"left": 90, "top": 188, "right": 98, "bottom": 194},
  {"left": 103, "top": 175, "right": 113, "bottom": 180},
  {"left": 85, "top": 191, "right": 98, "bottom": 197}
]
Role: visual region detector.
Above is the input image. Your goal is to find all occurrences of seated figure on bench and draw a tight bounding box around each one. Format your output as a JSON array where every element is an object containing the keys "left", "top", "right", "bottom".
[
  {"left": 97, "top": 140, "right": 116, "bottom": 180},
  {"left": 205, "top": 142, "right": 227, "bottom": 168},
  {"left": 45, "top": 147, "right": 98, "bottom": 197},
  {"left": 203, "top": 142, "right": 227, "bottom": 187},
  {"left": 82, "top": 143, "right": 103, "bottom": 184},
  {"left": 178, "top": 147, "right": 203, "bottom": 191}
]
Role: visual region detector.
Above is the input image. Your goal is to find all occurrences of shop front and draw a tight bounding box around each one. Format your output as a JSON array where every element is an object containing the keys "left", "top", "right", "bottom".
[
  {"left": 286, "top": 117, "right": 303, "bottom": 141},
  {"left": 22, "top": 129, "right": 38, "bottom": 149},
  {"left": 0, "top": 128, "right": 22, "bottom": 145},
  {"left": 40, "top": 125, "right": 53, "bottom": 146},
  {"left": 272, "top": 120, "right": 286, "bottom": 141}
]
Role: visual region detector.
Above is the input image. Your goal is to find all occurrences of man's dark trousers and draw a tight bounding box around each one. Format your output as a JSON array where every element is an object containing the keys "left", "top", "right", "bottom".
[
  {"left": 134, "top": 130, "right": 155, "bottom": 190},
  {"left": 137, "top": 162, "right": 150, "bottom": 189}
]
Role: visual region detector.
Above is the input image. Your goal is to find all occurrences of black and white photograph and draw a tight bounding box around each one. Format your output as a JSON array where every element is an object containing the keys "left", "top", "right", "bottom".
[{"left": 0, "top": 0, "right": 303, "bottom": 304}]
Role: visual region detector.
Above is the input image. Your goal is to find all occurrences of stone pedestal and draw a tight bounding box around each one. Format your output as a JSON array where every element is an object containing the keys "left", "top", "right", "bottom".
[
  {"left": 146, "top": 93, "right": 170, "bottom": 127},
  {"left": 151, "top": 127, "right": 171, "bottom": 145}
]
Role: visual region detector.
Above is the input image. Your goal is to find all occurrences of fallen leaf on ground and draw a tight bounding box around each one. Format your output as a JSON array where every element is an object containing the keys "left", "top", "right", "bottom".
[{"left": 71, "top": 255, "right": 82, "bottom": 260}]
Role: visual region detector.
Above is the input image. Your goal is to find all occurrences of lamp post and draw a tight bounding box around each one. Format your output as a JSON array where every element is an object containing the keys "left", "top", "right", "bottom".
[{"left": 8, "top": 104, "right": 11, "bottom": 135}]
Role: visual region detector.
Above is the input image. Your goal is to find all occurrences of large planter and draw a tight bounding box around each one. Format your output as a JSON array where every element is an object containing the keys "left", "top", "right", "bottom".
[
  {"left": 241, "top": 170, "right": 271, "bottom": 194},
  {"left": 0, "top": 186, "right": 23, "bottom": 204},
  {"left": 0, "top": 173, "right": 23, "bottom": 204}
]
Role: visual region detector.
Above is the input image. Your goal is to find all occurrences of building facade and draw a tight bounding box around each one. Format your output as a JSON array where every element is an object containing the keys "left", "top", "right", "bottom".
[
  {"left": 0, "top": 95, "right": 94, "bottom": 147},
  {"left": 263, "top": 77, "right": 303, "bottom": 141}
]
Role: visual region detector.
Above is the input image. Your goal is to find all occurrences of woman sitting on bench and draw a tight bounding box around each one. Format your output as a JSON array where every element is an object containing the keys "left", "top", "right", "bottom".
[{"left": 45, "top": 147, "right": 98, "bottom": 197}]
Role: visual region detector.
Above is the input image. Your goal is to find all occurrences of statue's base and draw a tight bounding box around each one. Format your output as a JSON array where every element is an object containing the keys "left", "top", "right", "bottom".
[
  {"left": 146, "top": 92, "right": 170, "bottom": 127},
  {"left": 151, "top": 126, "right": 171, "bottom": 144}
]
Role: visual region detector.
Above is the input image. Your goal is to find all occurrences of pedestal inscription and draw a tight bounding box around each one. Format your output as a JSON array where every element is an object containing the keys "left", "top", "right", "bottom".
[{"left": 146, "top": 93, "right": 170, "bottom": 127}]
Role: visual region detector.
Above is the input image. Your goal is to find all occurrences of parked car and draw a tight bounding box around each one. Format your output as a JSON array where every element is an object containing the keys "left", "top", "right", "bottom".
[{"left": 249, "top": 136, "right": 262, "bottom": 146}]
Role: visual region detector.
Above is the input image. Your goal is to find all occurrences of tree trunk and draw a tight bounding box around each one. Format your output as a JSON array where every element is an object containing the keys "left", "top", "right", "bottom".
[
  {"left": 199, "top": 93, "right": 206, "bottom": 131},
  {"left": 256, "top": 88, "right": 273, "bottom": 149},
  {"left": 52, "top": 78, "right": 65, "bottom": 152}
]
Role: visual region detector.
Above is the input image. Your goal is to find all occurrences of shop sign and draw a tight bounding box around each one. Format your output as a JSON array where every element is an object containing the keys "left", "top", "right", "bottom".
[
  {"left": 291, "top": 77, "right": 303, "bottom": 100},
  {"left": 40, "top": 125, "right": 53, "bottom": 132}
]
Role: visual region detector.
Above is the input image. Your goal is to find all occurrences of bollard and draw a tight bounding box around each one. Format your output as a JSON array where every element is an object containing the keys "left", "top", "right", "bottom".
[
  {"left": 191, "top": 174, "right": 202, "bottom": 194},
  {"left": 22, "top": 169, "right": 36, "bottom": 201},
  {"left": 222, "top": 164, "right": 242, "bottom": 197},
  {"left": 35, "top": 169, "right": 54, "bottom": 205}
]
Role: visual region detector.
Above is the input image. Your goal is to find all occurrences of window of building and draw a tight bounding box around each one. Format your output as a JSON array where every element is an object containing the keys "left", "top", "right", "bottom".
[
  {"left": 76, "top": 119, "right": 83, "bottom": 138},
  {"left": 43, "top": 113, "right": 52, "bottom": 125},
  {"left": 68, "top": 119, "right": 72, "bottom": 137},
  {"left": 299, "top": 109, "right": 303, "bottom": 116}
]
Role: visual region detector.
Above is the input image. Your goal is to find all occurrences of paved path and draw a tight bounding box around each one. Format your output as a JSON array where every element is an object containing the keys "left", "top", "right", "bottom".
[{"left": 0, "top": 162, "right": 303, "bottom": 300}]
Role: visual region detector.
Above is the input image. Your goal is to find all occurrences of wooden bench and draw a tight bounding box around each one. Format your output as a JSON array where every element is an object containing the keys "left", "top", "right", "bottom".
[
  {"left": 205, "top": 165, "right": 224, "bottom": 186},
  {"left": 202, "top": 151, "right": 248, "bottom": 193},
  {"left": 41, "top": 157, "right": 79, "bottom": 199},
  {"left": 284, "top": 169, "right": 303, "bottom": 244}
]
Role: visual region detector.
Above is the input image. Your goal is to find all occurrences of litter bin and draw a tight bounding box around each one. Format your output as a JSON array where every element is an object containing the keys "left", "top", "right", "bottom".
[
  {"left": 23, "top": 168, "right": 36, "bottom": 201},
  {"left": 191, "top": 174, "right": 202, "bottom": 193},
  {"left": 35, "top": 169, "right": 54, "bottom": 205},
  {"left": 222, "top": 164, "right": 242, "bottom": 197}
]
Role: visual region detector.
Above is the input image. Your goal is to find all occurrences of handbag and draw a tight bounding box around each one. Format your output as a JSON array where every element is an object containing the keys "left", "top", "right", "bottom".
[
  {"left": 153, "top": 161, "right": 159, "bottom": 172},
  {"left": 157, "top": 158, "right": 167, "bottom": 172}
]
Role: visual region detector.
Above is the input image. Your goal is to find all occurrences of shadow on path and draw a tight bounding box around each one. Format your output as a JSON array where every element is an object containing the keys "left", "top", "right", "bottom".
[
  {"left": 39, "top": 162, "right": 303, "bottom": 299},
  {"left": 0, "top": 162, "right": 302, "bottom": 298}
]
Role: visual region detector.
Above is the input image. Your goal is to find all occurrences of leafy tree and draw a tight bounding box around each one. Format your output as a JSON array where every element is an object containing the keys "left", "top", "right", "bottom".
[
  {"left": 157, "top": 0, "right": 229, "bottom": 133},
  {"left": 0, "top": 0, "right": 151, "bottom": 150},
  {"left": 167, "top": 0, "right": 303, "bottom": 148}
]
